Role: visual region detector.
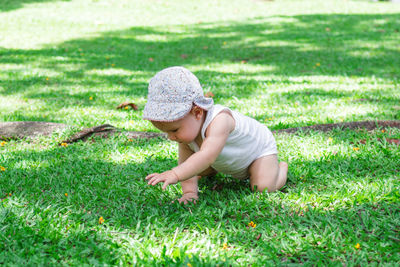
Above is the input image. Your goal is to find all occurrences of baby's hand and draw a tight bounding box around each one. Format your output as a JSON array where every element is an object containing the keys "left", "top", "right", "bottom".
[
  {"left": 146, "top": 170, "right": 179, "bottom": 190},
  {"left": 178, "top": 192, "right": 198, "bottom": 205}
]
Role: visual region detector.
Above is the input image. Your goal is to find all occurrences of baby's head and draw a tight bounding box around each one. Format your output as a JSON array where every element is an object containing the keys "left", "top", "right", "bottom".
[{"left": 143, "top": 66, "right": 214, "bottom": 143}]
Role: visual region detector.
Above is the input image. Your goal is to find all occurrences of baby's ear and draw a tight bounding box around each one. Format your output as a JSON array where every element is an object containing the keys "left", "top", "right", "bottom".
[{"left": 191, "top": 105, "right": 204, "bottom": 119}]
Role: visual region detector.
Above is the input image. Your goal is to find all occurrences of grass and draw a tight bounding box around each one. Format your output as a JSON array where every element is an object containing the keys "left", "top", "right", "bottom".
[{"left": 1, "top": 0, "right": 400, "bottom": 265}]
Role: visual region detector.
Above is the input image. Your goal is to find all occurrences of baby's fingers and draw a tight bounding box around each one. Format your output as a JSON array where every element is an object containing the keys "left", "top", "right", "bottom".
[
  {"left": 147, "top": 176, "right": 161, "bottom": 185},
  {"left": 162, "top": 181, "right": 171, "bottom": 191},
  {"left": 145, "top": 173, "right": 158, "bottom": 181}
]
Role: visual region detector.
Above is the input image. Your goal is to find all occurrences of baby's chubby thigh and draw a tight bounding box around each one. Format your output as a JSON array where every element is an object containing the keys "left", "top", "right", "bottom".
[{"left": 248, "top": 154, "right": 284, "bottom": 192}]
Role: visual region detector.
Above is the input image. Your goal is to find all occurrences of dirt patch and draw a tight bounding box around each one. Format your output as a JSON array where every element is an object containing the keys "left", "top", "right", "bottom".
[
  {"left": 275, "top": 120, "right": 400, "bottom": 134},
  {"left": 0, "top": 121, "right": 69, "bottom": 140},
  {"left": 1, "top": 120, "right": 399, "bottom": 143}
]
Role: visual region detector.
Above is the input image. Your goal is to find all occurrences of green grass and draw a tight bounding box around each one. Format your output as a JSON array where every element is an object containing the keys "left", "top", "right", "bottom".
[{"left": 1, "top": 0, "right": 400, "bottom": 265}]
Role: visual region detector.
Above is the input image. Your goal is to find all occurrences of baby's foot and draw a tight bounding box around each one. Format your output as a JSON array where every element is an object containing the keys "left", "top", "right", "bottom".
[{"left": 278, "top": 162, "right": 288, "bottom": 189}]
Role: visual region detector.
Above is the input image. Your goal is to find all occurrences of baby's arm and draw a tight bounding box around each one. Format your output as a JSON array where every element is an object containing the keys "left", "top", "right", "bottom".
[
  {"left": 172, "top": 112, "right": 234, "bottom": 181},
  {"left": 178, "top": 143, "right": 199, "bottom": 204},
  {"left": 146, "top": 112, "right": 235, "bottom": 189}
]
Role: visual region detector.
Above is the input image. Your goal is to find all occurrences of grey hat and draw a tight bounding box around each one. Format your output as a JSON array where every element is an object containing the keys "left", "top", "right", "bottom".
[{"left": 143, "top": 66, "right": 214, "bottom": 121}]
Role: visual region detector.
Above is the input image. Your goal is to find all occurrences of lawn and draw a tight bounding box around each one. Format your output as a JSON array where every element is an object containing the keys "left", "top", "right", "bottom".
[{"left": 1, "top": 0, "right": 400, "bottom": 265}]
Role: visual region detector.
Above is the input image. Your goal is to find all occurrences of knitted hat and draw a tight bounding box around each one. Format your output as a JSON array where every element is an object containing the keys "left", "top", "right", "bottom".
[{"left": 143, "top": 66, "right": 214, "bottom": 121}]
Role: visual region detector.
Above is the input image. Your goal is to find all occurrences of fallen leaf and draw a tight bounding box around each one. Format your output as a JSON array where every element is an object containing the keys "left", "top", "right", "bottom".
[
  {"left": 378, "top": 138, "right": 400, "bottom": 145},
  {"left": 358, "top": 139, "right": 366, "bottom": 145},
  {"left": 212, "top": 183, "right": 223, "bottom": 191},
  {"left": 205, "top": 91, "right": 214, "bottom": 98},
  {"left": 116, "top": 102, "right": 138, "bottom": 110},
  {"left": 256, "top": 233, "right": 262, "bottom": 240}
]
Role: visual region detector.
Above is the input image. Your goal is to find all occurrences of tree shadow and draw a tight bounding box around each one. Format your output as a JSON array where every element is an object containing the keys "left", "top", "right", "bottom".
[
  {"left": 0, "top": 129, "right": 399, "bottom": 264},
  {"left": 0, "top": 0, "right": 70, "bottom": 12},
  {"left": 1, "top": 14, "right": 399, "bottom": 128},
  {"left": 1, "top": 13, "right": 399, "bottom": 99}
]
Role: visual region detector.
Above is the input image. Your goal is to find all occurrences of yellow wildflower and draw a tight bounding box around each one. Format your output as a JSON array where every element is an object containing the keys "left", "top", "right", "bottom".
[
  {"left": 99, "top": 216, "right": 105, "bottom": 224},
  {"left": 61, "top": 142, "right": 68, "bottom": 147},
  {"left": 248, "top": 221, "right": 256, "bottom": 228},
  {"left": 65, "top": 193, "right": 68, "bottom": 197},
  {"left": 353, "top": 147, "right": 360, "bottom": 151},
  {"left": 355, "top": 243, "right": 361, "bottom": 249},
  {"left": 89, "top": 96, "right": 93, "bottom": 100},
  {"left": 316, "top": 62, "right": 321, "bottom": 67},
  {"left": 328, "top": 137, "right": 333, "bottom": 143},
  {"left": 222, "top": 243, "right": 228, "bottom": 250},
  {"left": 0, "top": 141, "right": 6, "bottom": 146},
  {"left": 0, "top": 166, "right": 5, "bottom": 171}
]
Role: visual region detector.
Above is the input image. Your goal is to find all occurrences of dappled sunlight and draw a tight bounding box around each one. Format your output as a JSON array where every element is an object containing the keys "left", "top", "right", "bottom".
[
  {"left": 1, "top": 126, "right": 399, "bottom": 264},
  {"left": 1, "top": 12, "right": 399, "bottom": 127},
  {"left": 1, "top": 0, "right": 399, "bottom": 264},
  {"left": 86, "top": 68, "right": 135, "bottom": 77}
]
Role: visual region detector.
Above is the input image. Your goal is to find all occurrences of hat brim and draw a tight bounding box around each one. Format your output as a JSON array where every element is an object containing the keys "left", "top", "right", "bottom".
[{"left": 143, "top": 101, "right": 193, "bottom": 122}]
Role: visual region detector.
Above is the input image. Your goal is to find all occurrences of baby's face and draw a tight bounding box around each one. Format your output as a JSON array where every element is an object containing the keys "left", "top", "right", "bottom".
[{"left": 151, "top": 112, "right": 203, "bottom": 144}]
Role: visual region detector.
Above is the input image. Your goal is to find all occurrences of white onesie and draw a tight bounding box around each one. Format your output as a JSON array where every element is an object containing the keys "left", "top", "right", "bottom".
[{"left": 188, "top": 104, "right": 278, "bottom": 179}]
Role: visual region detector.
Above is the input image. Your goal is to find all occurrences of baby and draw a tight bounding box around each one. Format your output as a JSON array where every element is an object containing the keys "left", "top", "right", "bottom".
[{"left": 143, "top": 66, "right": 288, "bottom": 204}]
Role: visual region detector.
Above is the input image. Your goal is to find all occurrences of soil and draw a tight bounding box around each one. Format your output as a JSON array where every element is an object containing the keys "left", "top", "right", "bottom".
[{"left": 1, "top": 120, "right": 399, "bottom": 143}]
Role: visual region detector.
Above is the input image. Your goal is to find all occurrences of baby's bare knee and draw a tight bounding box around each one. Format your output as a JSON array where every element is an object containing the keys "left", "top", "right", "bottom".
[
  {"left": 250, "top": 164, "right": 288, "bottom": 192},
  {"left": 250, "top": 173, "right": 279, "bottom": 193}
]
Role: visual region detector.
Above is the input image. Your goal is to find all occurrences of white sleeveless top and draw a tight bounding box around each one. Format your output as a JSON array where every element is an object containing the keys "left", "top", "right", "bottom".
[{"left": 188, "top": 104, "right": 277, "bottom": 179}]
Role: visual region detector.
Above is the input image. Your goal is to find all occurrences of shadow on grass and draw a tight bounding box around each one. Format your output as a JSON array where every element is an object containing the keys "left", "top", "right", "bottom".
[
  {"left": 1, "top": 13, "right": 399, "bottom": 126},
  {"left": 0, "top": 0, "right": 69, "bottom": 12},
  {"left": 0, "top": 130, "right": 399, "bottom": 264}
]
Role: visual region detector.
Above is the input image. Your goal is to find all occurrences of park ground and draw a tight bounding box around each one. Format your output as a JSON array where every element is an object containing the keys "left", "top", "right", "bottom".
[{"left": 0, "top": 0, "right": 399, "bottom": 265}]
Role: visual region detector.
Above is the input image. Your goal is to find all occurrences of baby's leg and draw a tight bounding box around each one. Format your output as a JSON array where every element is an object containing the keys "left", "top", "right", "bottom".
[{"left": 248, "top": 154, "right": 288, "bottom": 192}]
